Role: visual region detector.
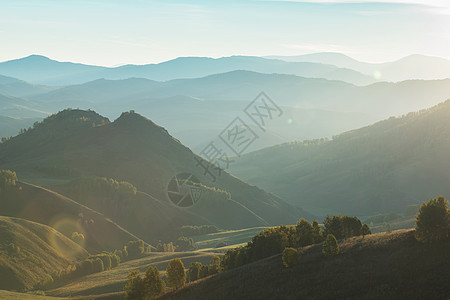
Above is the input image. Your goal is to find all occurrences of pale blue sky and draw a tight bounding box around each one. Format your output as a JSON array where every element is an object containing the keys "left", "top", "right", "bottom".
[{"left": 0, "top": 0, "right": 449, "bottom": 66}]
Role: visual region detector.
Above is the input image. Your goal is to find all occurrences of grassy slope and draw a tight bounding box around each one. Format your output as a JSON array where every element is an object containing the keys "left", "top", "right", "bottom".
[
  {"left": 230, "top": 99, "right": 450, "bottom": 216},
  {"left": 160, "top": 229, "right": 450, "bottom": 300},
  {"left": 47, "top": 252, "right": 220, "bottom": 298},
  {"left": 193, "top": 227, "right": 266, "bottom": 250},
  {"left": 0, "top": 290, "right": 64, "bottom": 299},
  {"left": 0, "top": 216, "right": 88, "bottom": 291},
  {"left": 0, "top": 182, "right": 139, "bottom": 253}
]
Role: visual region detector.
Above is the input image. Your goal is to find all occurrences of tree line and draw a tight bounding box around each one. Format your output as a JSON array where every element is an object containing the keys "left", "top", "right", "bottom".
[{"left": 221, "top": 215, "right": 370, "bottom": 271}]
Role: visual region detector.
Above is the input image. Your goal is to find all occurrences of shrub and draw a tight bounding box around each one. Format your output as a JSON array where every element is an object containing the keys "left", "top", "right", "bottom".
[
  {"left": 38, "top": 274, "right": 54, "bottom": 290},
  {"left": 322, "top": 234, "right": 339, "bottom": 257},
  {"left": 71, "top": 232, "right": 85, "bottom": 245},
  {"left": 111, "top": 254, "right": 120, "bottom": 267},
  {"left": 126, "top": 240, "right": 145, "bottom": 258},
  {"left": 7, "top": 243, "right": 20, "bottom": 256},
  {"left": 415, "top": 196, "right": 449, "bottom": 243},
  {"left": 174, "top": 236, "right": 197, "bottom": 251},
  {"left": 282, "top": 247, "right": 298, "bottom": 268},
  {"left": 180, "top": 225, "right": 219, "bottom": 237},
  {"left": 215, "top": 241, "right": 227, "bottom": 248}
]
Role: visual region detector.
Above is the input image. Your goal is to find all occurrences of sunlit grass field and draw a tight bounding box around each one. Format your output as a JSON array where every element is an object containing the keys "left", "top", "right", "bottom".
[{"left": 47, "top": 251, "right": 219, "bottom": 298}]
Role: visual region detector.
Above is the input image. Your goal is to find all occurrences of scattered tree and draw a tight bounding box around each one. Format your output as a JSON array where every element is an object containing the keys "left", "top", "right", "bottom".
[{"left": 415, "top": 196, "right": 449, "bottom": 243}]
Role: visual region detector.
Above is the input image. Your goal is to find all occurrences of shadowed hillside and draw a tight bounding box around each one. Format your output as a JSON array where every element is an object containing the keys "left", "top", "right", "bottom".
[
  {"left": 230, "top": 99, "right": 450, "bottom": 216},
  {"left": 160, "top": 230, "right": 450, "bottom": 300}
]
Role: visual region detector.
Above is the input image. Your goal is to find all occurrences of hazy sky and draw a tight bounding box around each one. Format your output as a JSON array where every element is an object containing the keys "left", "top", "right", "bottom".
[{"left": 0, "top": 0, "right": 449, "bottom": 66}]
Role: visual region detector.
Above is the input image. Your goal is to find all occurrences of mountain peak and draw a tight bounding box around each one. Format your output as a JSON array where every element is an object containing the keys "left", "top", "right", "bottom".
[
  {"left": 40, "top": 108, "right": 110, "bottom": 129},
  {"left": 114, "top": 110, "right": 170, "bottom": 134},
  {"left": 22, "top": 54, "right": 52, "bottom": 62}
]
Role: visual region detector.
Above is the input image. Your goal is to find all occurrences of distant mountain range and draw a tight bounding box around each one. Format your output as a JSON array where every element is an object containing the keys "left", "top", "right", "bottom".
[
  {"left": 229, "top": 99, "right": 450, "bottom": 216},
  {"left": 267, "top": 53, "right": 450, "bottom": 82},
  {"left": 1, "top": 70, "right": 450, "bottom": 153},
  {"left": 2, "top": 53, "right": 449, "bottom": 87},
  {"left": 0, "top": 54, "right": 387, "bottom": 86}
]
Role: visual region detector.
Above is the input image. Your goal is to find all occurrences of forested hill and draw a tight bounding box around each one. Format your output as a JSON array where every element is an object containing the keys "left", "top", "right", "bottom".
[
  {"left": 230, "top": 99, "right": 450, "bottom": 216},
  {"left": 0, "top": 109, "right": 311, "bottom": 238}
]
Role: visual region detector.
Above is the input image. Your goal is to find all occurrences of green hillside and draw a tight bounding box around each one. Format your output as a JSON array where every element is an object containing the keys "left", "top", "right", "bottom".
[
  {"left": 160, "top": 229, "right": 450, "bottom": 300},
  {"left": 0, "top": 216, "right": 88, "bottom": 291},
  {"left": 0, "top": 109, "right": 308, "bottom": 240},
  {"left": 230, "top": 99, "right": 450, "bottom": 216}
]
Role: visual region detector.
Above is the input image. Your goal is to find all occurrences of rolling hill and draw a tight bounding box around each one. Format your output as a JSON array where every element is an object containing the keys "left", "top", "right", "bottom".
[
  {"left": 0, "top": 109, "right": 309, "bottom": 240},
  {"left": 160, "top": 229, "right": 450, "bottom": 300},
  {"left": 0, "top": 216, "right": 88, "bottom": 291},
  {"left": 0, "top": 181, "right": 140, "bottom": 253},
  {"left": 0, "top": 75, "right": 54, "bottom": 98},
  {"left": 229, "top": 99, "right": 450, "bottom": 216}
]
